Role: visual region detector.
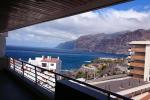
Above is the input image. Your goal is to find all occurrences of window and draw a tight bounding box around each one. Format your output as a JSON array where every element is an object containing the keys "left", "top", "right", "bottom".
[
  {"left": 51, "top": 64, "right": 54, "bottom": 66},
  {"left": 42, "top": 63, "right": 47, "bottom": 67}
]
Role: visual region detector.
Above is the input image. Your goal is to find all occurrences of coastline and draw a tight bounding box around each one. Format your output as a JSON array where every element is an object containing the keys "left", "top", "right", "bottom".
[{"left": 6, "top": 46, "right": 127, "bottom": 70}]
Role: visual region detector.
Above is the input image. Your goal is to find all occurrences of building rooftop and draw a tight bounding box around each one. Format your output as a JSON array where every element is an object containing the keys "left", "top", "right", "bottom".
[
  {"left": 129, "top": 41, "right": 150, "bottom": 45},
  {"left": 41, "top": 58, "right": 60, "bottom": 63},
  {"left": 91, "top": 77, "right": 147, "bottom": 93}
]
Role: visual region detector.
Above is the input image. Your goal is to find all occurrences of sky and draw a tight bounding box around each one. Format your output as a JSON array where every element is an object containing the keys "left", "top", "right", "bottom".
[{"left": 7, "top": 0, "right": 150, "bottom": 48}]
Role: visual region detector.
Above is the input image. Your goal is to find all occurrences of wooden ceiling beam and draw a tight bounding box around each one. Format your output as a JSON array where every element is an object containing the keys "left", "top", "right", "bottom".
[{"left": 0, "top": 0, "right": 132, "bottom": 33}]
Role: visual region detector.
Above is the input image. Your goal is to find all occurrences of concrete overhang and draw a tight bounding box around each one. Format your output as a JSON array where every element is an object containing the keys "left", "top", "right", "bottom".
[
  {"left": 0, "top": 0, "right": 132, "bottom": 33},
  {"left": 129, "top": 41, "right": 150, "bottom": 45}
]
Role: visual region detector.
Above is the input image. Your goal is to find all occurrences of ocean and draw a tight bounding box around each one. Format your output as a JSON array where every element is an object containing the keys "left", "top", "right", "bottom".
[{"left": 6, "top": 46, "right": 127, "bottom": 70}]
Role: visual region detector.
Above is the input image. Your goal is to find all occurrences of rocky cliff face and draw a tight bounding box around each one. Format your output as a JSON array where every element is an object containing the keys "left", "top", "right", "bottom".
[
  {"left": 56, "top": 29, "right": 150, "bottom": 54},
  {"left": 56, "top": 40, "right": 75, "bottom": 49}
]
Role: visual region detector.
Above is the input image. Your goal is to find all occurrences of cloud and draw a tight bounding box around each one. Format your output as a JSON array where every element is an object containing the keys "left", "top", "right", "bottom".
[{"left": 7, "top": 8, "right": 150, "bottom": 47}]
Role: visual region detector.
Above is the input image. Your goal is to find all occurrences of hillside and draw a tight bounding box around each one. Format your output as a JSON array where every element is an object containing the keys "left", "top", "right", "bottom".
[
  {"left": 56, "top": 29, "right": 150, "bottom": 54},
  {"left": 56, "top": 40, "right": 75, "bottom": 49}
]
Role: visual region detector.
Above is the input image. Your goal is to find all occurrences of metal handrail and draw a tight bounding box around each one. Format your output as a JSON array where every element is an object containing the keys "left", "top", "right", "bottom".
[
  {"left": 9, "top": 58, "right": 132, "bottom": 100},
  {"left": 10, "top": 58, "right": 55, "bottom": 89}
]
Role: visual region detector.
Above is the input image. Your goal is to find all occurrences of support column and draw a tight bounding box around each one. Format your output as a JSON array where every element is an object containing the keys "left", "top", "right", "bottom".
[
  {"left": 144, "top": 44, "right": 150, "bottom": 81},
  {"left": 0, "top": 32, "right": 8, "bottom": 70},
  {"left": 0, "top": 36, "right": 6, "bottom": 57}
]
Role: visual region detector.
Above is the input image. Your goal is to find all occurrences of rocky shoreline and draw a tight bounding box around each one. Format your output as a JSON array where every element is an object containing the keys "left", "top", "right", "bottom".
[{"left": 63, "top": 57, "right": 128, "bottom": 80}]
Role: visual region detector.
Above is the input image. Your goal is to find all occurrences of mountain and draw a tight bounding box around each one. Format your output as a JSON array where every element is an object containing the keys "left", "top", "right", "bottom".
[
  {"left": 56, "top": 40, "right": 75, "bottom": 49},
  {"left": 56, "top": 29, "right": 150, "bottom": 54}
]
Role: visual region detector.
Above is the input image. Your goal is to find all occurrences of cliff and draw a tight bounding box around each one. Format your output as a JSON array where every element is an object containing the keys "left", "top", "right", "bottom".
[
  {"left": 56, "top": 40, "right": 75, "bottom": 49},
  {"left": 56, "top": 29, "right": 150, "bottom": 54}
]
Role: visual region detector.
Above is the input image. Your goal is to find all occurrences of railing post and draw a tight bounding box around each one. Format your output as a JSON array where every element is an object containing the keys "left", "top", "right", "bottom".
[
  {"left": 22, "top": 61, "right": 24, "bottom": 76},
  {"left": 54, "top": 73, "right": 57, "bottom": 91},
  {"left": 35, "top": 66, "right": 37, "bottom": 84},
  {"left": 55, "top": 74, "right": 57, "bottom": 82},
  {"left": 8, "top": 58, "right": 11, "bottom": 69},
  {"left": 13, "top": 59, "right": 15, "bottom": 71},
  {"left": 107, "top": 93, "right": 110, "bottom": 100}
]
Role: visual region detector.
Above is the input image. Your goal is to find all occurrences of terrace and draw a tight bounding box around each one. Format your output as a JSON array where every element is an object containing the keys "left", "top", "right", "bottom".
[
  {"left": 89, "top": 77, "right": 150, "bottom": 98},
  {"left": 91, "top": 77, "right": 147, "bottom": 92},
  {"left": 0, "top": 57, "right": 132, "bottom": 100}
]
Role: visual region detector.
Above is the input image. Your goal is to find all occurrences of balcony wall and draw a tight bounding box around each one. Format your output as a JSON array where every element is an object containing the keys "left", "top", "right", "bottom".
[
  {"left": 131, "top": 48, "right": 145, "bottom": 53},
  {"left": 132, "top": 74, "right": 144, "bottom": 79},
  {"left": 130, "top": 70, "right": 144, "bottom": 76},
  {"left": 128, "top": 62, "right": 144, "bottom": 68},
  {"left": 130, "top": 55, "right": 145, "bottom": 60},
  {"left": 55, "top": 80, "right": 109, "bottom": 100}
]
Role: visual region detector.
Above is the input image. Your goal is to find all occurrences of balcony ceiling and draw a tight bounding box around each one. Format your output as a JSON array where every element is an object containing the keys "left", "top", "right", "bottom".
[{"left": 0, "top": 0, "right": 131, "bottom": 33}]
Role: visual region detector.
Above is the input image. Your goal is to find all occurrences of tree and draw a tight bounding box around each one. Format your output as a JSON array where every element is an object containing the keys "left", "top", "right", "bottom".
[{"left": 76, "top": 71, "right": 86, "bottom": 78}]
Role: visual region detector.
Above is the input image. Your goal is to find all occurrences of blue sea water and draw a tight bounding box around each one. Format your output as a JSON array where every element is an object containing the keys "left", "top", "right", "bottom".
[{"left": 6, "top": 46, "right": 127, "bottom": 70}]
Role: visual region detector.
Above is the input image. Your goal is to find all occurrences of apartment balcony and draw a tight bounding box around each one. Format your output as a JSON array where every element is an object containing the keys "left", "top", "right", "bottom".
[
  {"left": 128, "top": 62, "right": 144, "bottom": 68},
  {"left": 129, "top": 70, "right": 144, "bottom": 76},
  {"left": 0, "top": 57, "right": 132, "bottom": 100},
  {"left": 128, "top": 55, "right": 145, "bottom": 61},
  {"left": 0, "top": 0, "right": 133, "bottom": 100},
  {"left": 129, "top": 48, "right": 145, "bottom": 53}
]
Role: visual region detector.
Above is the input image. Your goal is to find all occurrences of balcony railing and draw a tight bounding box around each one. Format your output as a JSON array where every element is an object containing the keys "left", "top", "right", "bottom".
[
  {"left": 10, "top": 58, "right": 56, "bottom": 92},
  {"left": 128, "top": 55, "right": 145, "bottom": 61},
  {"left": 130, "top": 70, "right": 144, "bottom": 76},
  {"left": 130, "top": 48, "right": 145, "bottom": 53},
  {"left": 128, "top": 62, "right": 145, "bottom": 68},
  {"left": 9, "top": 58, "right": 132, "bottom": 100}
]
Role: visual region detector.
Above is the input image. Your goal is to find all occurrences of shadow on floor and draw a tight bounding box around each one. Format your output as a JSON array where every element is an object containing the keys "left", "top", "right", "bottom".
[{"left": 0, "top": 70, "right": 42, "bottom": 100}]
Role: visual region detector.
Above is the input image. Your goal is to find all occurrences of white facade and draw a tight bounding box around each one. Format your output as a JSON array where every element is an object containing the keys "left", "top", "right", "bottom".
[
  {"left": 28, "top": 56, "right": 61, "bottom": 73},
  {"left": 23, "top": 56, "right": 62, "bottom": 90},
  {"left": 144, "top": 45, "right": 150, "bottom": 81}
]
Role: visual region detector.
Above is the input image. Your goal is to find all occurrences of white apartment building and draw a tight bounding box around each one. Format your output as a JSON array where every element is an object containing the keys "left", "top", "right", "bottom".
[
  {"left": 24, "top": 56, "right": 62, "bottom": 90},
  {"left": 128, "top": 41, "right": 150, "bottom": 82},
  {"left": 28, "top": 56, "right": 61, "bottom": 73}
]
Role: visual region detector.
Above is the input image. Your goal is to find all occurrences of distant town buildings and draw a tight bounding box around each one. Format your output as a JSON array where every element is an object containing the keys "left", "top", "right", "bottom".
[{"left": 128, "top": 41, "right": 150, "bottom": 82}]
